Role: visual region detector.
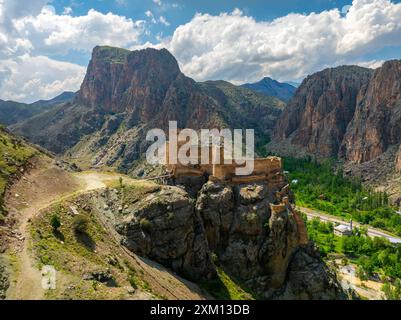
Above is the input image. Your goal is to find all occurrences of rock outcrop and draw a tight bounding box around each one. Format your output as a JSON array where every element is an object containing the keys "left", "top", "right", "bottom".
[
  {"left": 195, "top": 181, "right": 303, "bottom": 298},
  {"left": 272, "top": 66, "right": 373, "bottom": 158},
  {"left": 274, "top": 243, "right": 346, "bottom": 299},
  {"left": 101, "top": 173, "right": 344, "bottom": 299},
  {"left": 396, "top": 146, "right": 401, "bottom": 173},
  {"left": 113, "top": 186, "right": 216, "bottom": 281}
]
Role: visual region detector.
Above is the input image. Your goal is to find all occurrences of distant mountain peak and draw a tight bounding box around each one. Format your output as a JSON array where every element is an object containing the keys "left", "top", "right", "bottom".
[{"left": 241, "top": 77, "right": 297, "bottom": 103}]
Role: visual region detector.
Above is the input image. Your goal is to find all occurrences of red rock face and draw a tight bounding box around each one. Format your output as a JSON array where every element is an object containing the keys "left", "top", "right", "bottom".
[
  {"left": 274, "top": 66, "right": 373, "bottom": 157},
  {"left": 78, "top": 46, "right": 181, "bottom": 120},
  {"left": 340, "top": 60, "right": 401, "bottom": 163}
]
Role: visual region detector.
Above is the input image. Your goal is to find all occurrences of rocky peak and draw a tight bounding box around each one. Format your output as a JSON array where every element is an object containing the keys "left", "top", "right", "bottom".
[
  {"left": 78, "top": 46, "right": 181, "bottom": 116},
  {"left": 272, "top": 65, "right": 373, "bottom": 158}
]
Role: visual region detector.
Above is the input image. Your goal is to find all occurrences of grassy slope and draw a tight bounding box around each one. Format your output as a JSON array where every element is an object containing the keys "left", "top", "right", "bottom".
[
  {"left": 0, "top": 127, "right": 36, "bottom": 220},
  {"left": 29, "top": 197, "right": 156, "bottom": 300}
]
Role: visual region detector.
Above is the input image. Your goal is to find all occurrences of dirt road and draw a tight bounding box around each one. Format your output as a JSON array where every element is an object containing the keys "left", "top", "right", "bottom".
[
  {"left": 298, "top": 206, "right": 401, "bottom": 244},
  {"left": 4, "top": 158, "right": 207, "bottom": 300},
  {"left": 5, "top": 159, "right": 130, "bottom": 300}
]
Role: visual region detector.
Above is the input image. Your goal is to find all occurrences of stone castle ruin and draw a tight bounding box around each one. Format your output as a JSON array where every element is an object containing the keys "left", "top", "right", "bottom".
[
  {"left": 162, "top": 139, "right": 309, "bottom": 248},
  {"left": 164, "top": 140, "right": 284, "bottom": 185}
]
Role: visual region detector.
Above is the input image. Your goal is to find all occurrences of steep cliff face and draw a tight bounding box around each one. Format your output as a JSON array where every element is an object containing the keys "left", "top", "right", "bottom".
[
  {"left": 340, "top": 60, "right": 401, "bottom": 163},
  {"left": 78, "top": 46, "right": 182, "bottom": 121},
  {"left": 105, "top": 171, "right": 344, "bottom": 299},
  {"left": 273, "top": 66, "right": 373, "bottom": 158}
]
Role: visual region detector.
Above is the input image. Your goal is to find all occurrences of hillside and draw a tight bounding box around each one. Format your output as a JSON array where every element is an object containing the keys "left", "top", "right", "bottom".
[
  {"left": 0, "top": 127, "right": 37, "bottom": 222},
  {"left": 242, "top": 77, "right": 297, "bottom": 103},
  {"left": 0, "top": 92, "right": 76, "bottom": 126}
]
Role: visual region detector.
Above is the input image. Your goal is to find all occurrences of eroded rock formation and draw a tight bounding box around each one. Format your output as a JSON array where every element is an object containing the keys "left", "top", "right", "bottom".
[
  {"left": 272, "top": 60, "right": 401, "bottom": 174},
  {"left": 98, "top": 169, "right": 344, "bottom": 299},
  {"left": 272, "top": 66, "right": 373, "bottom": 158},
  {"left": 340, "top": 60, "right": 401, "bottom": 163}
]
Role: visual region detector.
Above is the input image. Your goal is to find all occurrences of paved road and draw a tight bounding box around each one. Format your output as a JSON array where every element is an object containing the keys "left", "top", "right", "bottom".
[{"left": 297, "top": 206, "right": 401, "bottom": 244}]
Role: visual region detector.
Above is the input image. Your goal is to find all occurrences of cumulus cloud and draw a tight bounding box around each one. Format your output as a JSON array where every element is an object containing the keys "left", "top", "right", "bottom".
[
  {"left": 156, "top": 0, "right": 401, "bottom": 83},
  {"left": 0, "top": 0, "right": 146, "bottom": 102},
  {"left": 13, "top": 6, "right": 145, "bottom": 56},
  {"left": 0, "top": 54, "right": 85, "bottom": 102}
]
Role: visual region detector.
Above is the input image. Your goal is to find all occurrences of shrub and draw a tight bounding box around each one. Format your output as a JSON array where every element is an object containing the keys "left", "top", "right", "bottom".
[
  {"left": 245, "top": 212, "right": 257, "bottom": 223},
  {"left": 50, "top": 214, "right": 61, "bottom": 231},
  {"left": 139, "top": 218, "right": 151, "bottom": 231},
  {"left": 72, "top": 214, "right": 89, "bottom": 234}
]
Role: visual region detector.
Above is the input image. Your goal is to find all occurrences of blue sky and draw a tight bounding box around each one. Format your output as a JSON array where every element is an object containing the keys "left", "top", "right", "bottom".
[
  {"left": 1, "top": 0, "right": 401, "bottom": 102},
  {"left": 49, "top": 0, "right": 361, "bottom": 65}
]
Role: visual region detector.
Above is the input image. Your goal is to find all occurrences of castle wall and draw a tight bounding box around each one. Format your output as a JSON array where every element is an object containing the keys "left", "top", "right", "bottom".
[{"left": 165, "top": 140, "right": 283, "bottom": 184}]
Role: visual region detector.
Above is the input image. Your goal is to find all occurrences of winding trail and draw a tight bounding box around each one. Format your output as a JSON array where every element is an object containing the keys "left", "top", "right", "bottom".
[
  {"left": 5, "top": 158, "right": 126, "bottom": 300},
  {"left": 4, "top": 157, "right": 208, "bottom": 300}
]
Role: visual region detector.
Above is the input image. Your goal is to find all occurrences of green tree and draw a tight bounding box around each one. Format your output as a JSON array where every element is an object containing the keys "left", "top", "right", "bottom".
[
  {"left": 50, "top": 214, "right": 61, "bottom": 231},
  {"left": 72, "top": 214, "right": 89, "bottom": 234}
]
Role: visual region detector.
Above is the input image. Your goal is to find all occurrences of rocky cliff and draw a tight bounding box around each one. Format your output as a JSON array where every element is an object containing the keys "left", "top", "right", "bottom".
[
  {"left": 340, "top": 60, "right": 401, "bottom": 165},
  {"left": 97, "top": 171, "right": 345, "bottom": 299},
  {"left": 12, "top": 46, "right": 284, "bottom": 172},
  {"left": 270, "top": 60, "right": 401, "bottom": 186},
  {"left": 271, "top": 66, "right": 373, "bottom": 158}
]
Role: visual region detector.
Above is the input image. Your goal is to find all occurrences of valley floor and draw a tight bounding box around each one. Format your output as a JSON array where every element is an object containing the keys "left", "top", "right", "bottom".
[{"left": 298, "top": 206, "right": 401, "bottom": 244}]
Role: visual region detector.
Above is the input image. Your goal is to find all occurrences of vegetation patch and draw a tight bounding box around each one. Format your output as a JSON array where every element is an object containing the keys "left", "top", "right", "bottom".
[
  {"left": 199, "top": 265, "right": 256, "bottom": 300},
  {"left": 0, "top": 128, "right": 36, "bottom": 218},
  {"left": 284, "top": 157, "right": 401, "bottom": 236},
  {"left": 29, "top": 197, "right": 150, "bottom": 299},
  {"left": 305, "top": 215, "right": 401, "bottom": 300}
]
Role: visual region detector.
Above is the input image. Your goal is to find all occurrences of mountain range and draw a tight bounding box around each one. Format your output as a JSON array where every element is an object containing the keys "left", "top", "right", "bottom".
[
  {"left": 2, "top": 45, "right": 401, "bottom": 189},
  {"left": 0, "top": 91, "right": 75, "bottom": 126},
  {"left": 2, "top": 44, "right": 401, "bottom": 300},
  {"left": 241, "top": 77, "right": 297, "bottom": 102},
  {"left": 10, "top": 46, "right": 284, "bottom": 172}
]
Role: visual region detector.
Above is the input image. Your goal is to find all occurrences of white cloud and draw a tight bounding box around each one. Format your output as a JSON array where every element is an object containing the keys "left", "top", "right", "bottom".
[
  {"left": 0, "top": 54, "right": 85, "bottom": 103},
  {"left": 356, "top": 59, "right": 385, "bottom": 69},
  {"left": 153, "top": 0, "right": 401, "bottom": 83},
  {"left": 0, "top": 1, "right": 146, "bottom": 102},
  {"left": 13, "top": 7, "right": 146, "bottom": 56},
  {"left": 145, "top": 10, "right": 157, "bottom": 23},
  {"left": 152, "top": 0, "right": 162, "bottom": 6},
  {"left": 159, "top": 16, "right": 170, "bottom": 26}
]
